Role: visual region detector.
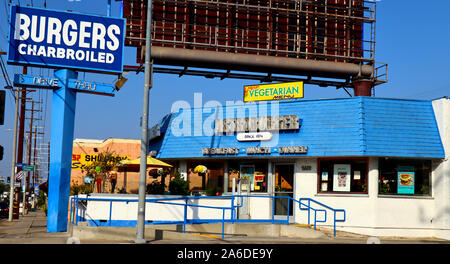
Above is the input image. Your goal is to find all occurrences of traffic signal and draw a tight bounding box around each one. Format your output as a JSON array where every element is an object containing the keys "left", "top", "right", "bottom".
[
  {"left": 7, "top": 177, "right": 10, "bottom": 184},
  {"left": 0, "top": 145, "right": 3, "bottom": 160},
  {"left": 0, "top": 90, "right": 5, "bottom": 125}
]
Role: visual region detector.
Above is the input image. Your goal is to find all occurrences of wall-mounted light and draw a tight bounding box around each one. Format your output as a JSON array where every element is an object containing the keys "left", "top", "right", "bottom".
[{"left": 115, "top": 74, "right": 128, "bottom": 91}]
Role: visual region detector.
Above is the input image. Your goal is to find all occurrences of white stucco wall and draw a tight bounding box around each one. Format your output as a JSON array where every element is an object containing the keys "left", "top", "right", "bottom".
[
  {"left": 432, "top": 97, "right": 450, "bottom": 240},
  {"left": 293, "top": 154, "right": 448, "bottom": 239}
]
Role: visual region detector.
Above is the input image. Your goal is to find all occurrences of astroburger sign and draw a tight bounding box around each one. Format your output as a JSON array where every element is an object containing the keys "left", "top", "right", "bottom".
[
  {"left": 244, "top": 81, "right": 304, "bottom": 102},
  {"left": 8, "top": 5, "right": 125, "bottom": 73}
]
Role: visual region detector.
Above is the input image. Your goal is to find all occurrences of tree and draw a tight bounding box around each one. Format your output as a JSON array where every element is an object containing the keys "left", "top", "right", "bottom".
[{"left": 81, "top": 148, "right": 123, "bottom": 193}]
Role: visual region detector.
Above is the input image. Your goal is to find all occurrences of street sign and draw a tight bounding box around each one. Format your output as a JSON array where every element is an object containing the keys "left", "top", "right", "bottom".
[
  {"left": 15, "top": 170, "right": 25, "bottom": 180},
  {"left": 15, "top": 163, "right": 29, "bottom": 167},
  {"left": 8, "top": 5, "right": 125, "bottom": 73},
  {"left": 23, "top": 165, "right": 35, "bottom": 171}
]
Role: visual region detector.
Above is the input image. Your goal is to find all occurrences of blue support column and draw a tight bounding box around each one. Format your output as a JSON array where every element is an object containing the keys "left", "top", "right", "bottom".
[{"left": 47, "top": 69, "right": 78, "bottom": 232}]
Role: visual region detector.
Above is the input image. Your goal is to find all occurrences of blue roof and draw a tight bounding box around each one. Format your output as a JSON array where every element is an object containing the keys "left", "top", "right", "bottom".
[{"left": 149, "top": 97, "right": 445, "bottom": 159}]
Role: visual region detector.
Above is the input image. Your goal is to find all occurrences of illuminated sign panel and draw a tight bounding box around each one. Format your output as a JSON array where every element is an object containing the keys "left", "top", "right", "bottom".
[
  {"left": 8, "top": 5, "right": 125, "bottom": 73},
  {"left": 244, "top": 82, "right": 304, "bottom": 102}
]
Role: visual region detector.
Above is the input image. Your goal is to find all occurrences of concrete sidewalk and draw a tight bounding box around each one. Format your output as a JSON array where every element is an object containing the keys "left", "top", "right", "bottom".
[
  {"left": 0, "top": 210, "right": 70, "bottom": 244},
  {"left": 1, "top": 210, "right": 449, "bottom": 244}
]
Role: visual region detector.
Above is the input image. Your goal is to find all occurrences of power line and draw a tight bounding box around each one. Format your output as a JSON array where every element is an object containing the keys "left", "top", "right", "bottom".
[{"left": 0, "top": 55, "right": 16, "bottom": 103}]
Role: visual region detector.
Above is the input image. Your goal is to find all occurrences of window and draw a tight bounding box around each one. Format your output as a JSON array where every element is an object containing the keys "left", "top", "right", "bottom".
[
  {"left": 378, "top": 158, "right": 431, "bottom": 196},
  {"left": 188, "top": 161, "right": 224, "bottom": 194},
  {"left": 318, "top": 158, "right": 368, "bottom": 193},
  {"left": 227, "top": 160, "right": 268, "bottom": 193}
]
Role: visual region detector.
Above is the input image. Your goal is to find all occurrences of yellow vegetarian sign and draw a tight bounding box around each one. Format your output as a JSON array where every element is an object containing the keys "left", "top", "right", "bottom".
[{"left": 244, "top": 81, "right": 304, "bottom": 102}]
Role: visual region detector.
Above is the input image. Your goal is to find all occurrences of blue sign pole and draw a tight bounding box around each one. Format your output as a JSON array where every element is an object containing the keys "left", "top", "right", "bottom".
[{"left": 47, "top": 69, "right": 78, "bottom": 232}]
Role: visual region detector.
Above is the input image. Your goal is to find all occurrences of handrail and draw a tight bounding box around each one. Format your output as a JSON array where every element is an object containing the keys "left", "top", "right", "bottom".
[
  {"left": 298, "top": 198, "right": 346, "bottom": 237},
  {"left": 69, "top": 194, "right": 346, "bottom": 238}
]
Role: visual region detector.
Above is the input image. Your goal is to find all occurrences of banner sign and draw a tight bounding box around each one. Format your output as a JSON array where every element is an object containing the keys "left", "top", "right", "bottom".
[
  {"left": 244, "top": 81, "right": 303, "bottom": 102},
  {"left": 397, "top": 166, "right": 414, "bottom": 194},
  {"left": 8, "top": 5, "right": 125, "bottom": 73}
]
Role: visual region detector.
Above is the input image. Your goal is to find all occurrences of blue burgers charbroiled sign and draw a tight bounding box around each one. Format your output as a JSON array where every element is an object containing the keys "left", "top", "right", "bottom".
[{"left": 8, "top": 5, "right": 125, "bottom": 73}]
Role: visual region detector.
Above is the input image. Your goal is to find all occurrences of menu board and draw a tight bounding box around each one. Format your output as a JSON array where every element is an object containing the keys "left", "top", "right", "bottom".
[{"left": 333, "top": 164, "right": 351, "bottom": 192}]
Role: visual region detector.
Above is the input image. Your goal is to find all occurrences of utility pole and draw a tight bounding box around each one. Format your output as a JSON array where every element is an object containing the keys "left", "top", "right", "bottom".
[
  {"left": 31, "top": 126, "right": 44, "bottom": 201},
  {"left": 24, "top": 100, "right": 42, "bottom": 214},
  {"left": 9, "top": 66, "right": 30, "bottom": 220},
  {"left": 8, "top": 88, "right": 19, "bottom": 221},
  {"left": 16, "top": 67, "right": 28, "bottom": 176},
  {"left": 135, "top": 0, "right": 153, "bottom": 244}
]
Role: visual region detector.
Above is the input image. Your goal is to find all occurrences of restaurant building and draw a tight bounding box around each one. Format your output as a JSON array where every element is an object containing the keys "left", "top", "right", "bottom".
[
  {"left": 70, "top": 138, "right": 141, "bottom": 193},
  {"left": 148, "top": 96, "right": 449, "bottom": 239}
]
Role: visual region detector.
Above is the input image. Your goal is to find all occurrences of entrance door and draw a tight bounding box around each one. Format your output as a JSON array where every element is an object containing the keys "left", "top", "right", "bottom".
[
  {"left": 238, "top": 165, "right": 254, "bottom": 218},
  {"left": 274, "top": 164, "right": 294, "bottom": 216}
]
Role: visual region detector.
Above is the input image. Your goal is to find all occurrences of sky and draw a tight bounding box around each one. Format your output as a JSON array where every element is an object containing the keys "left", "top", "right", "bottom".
[{"left": 0, "top": 0, "right": 449, "bottom": 181}]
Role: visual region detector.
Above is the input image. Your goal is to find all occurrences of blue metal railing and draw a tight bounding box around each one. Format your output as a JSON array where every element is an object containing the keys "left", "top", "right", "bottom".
[
  {"left": 298, "top": 198, "right": 346, "bottom": 237},
  {"left": 69, "top": 195, "right": 346, "bottom": 239}
]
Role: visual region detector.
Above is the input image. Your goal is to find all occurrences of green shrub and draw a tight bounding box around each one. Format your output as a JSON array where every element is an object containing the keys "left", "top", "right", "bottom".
[
  {"left": 206, "top": 186, "right": 222, "bottom": 196},
  {"left": 169, "top": 175, "right": 189, "bottom": 195},
  {"left": 70, "top": 182, "right": 93, "bottom": 195},
  {"left": 36, "top": 190, "right": 47, "bottom": 215},
  {"left": 146, "top": 181, "right": 165, "bottom": 194}
]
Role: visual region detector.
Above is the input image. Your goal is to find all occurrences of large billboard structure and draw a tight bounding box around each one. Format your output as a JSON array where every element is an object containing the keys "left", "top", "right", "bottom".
[{"left": 122, "top": 0, "right": 387, "bottom": 96}]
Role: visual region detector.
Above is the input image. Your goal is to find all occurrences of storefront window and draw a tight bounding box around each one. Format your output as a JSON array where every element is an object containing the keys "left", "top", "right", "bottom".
[
  {"left": 378, "top": 158, "right": 431, "bottom": 196},
  {"left": 318, "top": 158, "right": 368, "bottom": 193},
  {"left": 227, "top": 161, "right": 268, "bottom": 193},
  {"left": 188, "top": 161, "right": 224, "bottom": 195}
]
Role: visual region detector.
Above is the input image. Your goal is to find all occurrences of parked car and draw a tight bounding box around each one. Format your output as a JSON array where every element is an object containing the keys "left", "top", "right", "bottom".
[{"left": 0, "top": 201, "right": 9, "bottom": 218}]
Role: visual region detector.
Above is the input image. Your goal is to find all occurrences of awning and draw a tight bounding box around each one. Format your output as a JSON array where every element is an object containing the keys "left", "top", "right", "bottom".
[{"left": 119, "top": 156, "right": 173, "bottom": 168}]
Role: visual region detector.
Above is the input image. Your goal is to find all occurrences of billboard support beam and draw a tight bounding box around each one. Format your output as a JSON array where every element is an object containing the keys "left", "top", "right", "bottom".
[
  {"left": 149, "top": 46, "right": 374, "bottom": 80},
  {"left": 353, "top": 79, "right": 373, "bottom": 97}
]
